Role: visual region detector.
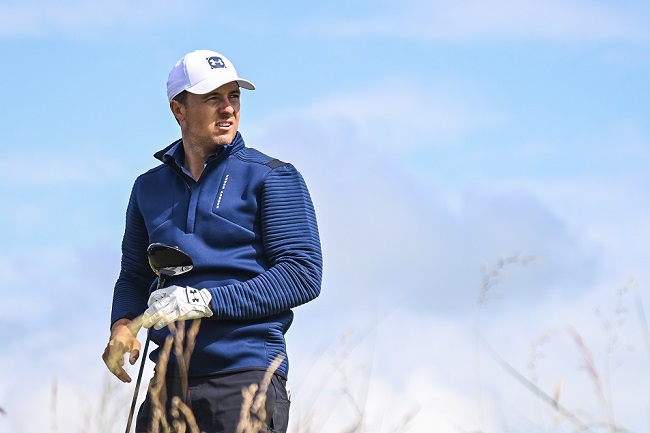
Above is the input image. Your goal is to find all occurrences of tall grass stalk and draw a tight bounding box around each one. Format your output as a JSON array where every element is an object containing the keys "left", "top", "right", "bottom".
[
  {"left": 51, "top": 376, "right": 58, "bottom": 433},
  {"left": 140, "top": 317, "right": 286, "bottom": 433},
  {"left": 236, "top": 354, "right": 285, "bottom": 433},
  {"left": 475, "top": 254, "right": 539, "bottom": 431},
  {"left": 475, "top": 254, "right": 648, "bottom": 433}
]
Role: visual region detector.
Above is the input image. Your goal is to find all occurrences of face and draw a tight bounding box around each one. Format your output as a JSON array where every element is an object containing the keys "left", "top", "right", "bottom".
[{"left": 173, "top": 81, "right": 241, "bottom": 151}]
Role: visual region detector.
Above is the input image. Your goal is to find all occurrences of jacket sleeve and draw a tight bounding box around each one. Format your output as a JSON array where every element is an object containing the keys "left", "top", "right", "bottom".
[
  {"left": 207, "top": 163, "right": 323, "bottom": 319},
  {"left": 110, "top": 180, "right": 155, "bottom": 326}
]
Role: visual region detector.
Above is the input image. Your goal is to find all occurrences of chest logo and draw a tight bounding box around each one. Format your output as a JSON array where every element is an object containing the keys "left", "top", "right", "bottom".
[{"left": 215, "top": 174, "right": 230, "bottom": 209}]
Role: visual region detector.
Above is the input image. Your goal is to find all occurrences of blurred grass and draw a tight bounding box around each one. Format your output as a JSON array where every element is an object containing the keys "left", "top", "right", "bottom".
[{"left": 2, "top": 256, "right": 648, "bottom": 432}]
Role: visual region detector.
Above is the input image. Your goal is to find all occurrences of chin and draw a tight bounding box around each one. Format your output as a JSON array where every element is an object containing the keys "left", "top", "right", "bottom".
[{"left": 213, "top": 132, "right": 236, "bottom": 146}]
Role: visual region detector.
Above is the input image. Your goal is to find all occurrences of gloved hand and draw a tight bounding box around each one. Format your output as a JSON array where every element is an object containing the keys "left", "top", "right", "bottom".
[{"left": 142, "top": 285, "right": 213, "bottom": 330}]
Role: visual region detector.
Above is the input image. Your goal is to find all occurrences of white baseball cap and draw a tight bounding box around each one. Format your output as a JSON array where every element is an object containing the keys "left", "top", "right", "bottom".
[{"left": 166, "top": 50, "right": 255, "bottom": 102}]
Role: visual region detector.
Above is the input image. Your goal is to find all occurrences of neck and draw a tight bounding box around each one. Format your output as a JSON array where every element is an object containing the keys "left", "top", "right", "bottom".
[{"left": 182, "top": 143, "right": 221, "bottom": 181}]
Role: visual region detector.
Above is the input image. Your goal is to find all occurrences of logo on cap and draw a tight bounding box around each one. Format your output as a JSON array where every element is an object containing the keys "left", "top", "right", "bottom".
[{"left": 207, "top": 57, "right": 226, "bottom": 69}]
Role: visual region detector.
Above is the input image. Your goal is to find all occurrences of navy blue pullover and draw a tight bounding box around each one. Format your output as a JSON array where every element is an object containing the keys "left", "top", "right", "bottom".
[{"left": 110, "top": 132, "right": 322, "bottom": 377}]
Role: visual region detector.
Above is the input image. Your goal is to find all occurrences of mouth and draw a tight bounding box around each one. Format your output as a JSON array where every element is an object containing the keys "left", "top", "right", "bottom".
[{"left": 216, "top": 120, "right": 233, "bottom": 129}]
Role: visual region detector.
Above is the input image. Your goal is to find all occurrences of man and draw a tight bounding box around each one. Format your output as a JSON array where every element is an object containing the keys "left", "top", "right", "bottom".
[{"left": 102, "top": 50, "right": 322, "bottom": 433}]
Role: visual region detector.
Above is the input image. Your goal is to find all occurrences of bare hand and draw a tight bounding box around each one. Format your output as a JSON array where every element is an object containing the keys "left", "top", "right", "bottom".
[{"left": 102, "top": 319, "right": 142, "bottom": 383}]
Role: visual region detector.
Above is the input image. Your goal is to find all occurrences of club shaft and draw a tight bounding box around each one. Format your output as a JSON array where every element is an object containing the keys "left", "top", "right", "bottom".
[{"left": 125, "top": 331, "right": 151, "bottom": 433}]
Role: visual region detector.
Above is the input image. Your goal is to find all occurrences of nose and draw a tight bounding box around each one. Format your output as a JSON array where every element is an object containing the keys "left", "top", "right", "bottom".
[{"left": 217, "top": 96, "right": 234, "bottom": 114}]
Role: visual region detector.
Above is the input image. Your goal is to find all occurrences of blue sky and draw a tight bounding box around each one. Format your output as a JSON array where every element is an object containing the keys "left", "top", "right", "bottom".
[{"left": 1, "top": 1, "right": 650, "bottom": 432}]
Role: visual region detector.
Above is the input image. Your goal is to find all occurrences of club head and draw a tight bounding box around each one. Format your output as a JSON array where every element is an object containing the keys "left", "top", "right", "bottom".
[{"left": 147, "top": 243, "right": 193, "bottom": 277}]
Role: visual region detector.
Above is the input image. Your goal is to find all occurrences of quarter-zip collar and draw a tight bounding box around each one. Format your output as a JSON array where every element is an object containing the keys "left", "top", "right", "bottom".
[{"left": 153, "top": 131, "right": 246, "bottom": 169}]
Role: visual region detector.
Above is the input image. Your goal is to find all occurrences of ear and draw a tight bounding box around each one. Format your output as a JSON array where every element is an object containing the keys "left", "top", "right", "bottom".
[{"left": 170, "top": 99, "right": 185, "bottom": 122}]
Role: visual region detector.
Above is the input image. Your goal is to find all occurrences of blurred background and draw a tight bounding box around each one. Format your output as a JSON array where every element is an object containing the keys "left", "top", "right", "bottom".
[{"left": 1, "top": 0, "right": 649, "bottom": 431}]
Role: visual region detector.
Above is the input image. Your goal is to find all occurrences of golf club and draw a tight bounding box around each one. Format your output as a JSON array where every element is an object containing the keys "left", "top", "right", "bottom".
[{"left": 124, "top": 243, "right": 194, "bottom": 433}]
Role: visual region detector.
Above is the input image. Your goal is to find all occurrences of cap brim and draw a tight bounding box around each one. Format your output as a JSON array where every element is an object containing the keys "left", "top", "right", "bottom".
[
  {"left": 236, "top": 79, "right": 255, "bottom": 90},
  {"left": 187, "top": 77, "right": 255, "bottom": 95}
]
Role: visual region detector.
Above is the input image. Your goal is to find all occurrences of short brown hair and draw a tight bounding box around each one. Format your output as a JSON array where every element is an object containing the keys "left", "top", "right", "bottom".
[{"left": 173, "top": 90, "right": 188, "bottom": 105}]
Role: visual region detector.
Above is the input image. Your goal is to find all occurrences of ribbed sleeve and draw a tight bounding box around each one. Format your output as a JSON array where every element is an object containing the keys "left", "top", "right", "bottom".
[
  {"left": 110, "top": 180, "right": 155, "bottom": 326},
  {"left": 209, "top": 164, "right": 322, "bottom": 319}
]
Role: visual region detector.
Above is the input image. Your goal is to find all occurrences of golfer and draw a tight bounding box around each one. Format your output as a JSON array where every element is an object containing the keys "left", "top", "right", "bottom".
[{"left": 102, "top": 49, "right": 323, "bottom": 433}]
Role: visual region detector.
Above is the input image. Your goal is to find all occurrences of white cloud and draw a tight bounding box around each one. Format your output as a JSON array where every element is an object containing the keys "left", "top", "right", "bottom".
[
  {"left": 3, "top": 73, "right": 648, "bottom": 433},
  {"left": 288, "top": 280, "right": 650, "bottom": 432},
  {"left": 249, "top": 87, "right": 605, "bottom": 318},
  {"left": 0, "top": 150, "right": 133, "bottom": 185},
  {"left": 0, "top": 242, "right": 134, "bottom": 433},
  {"left": 0, "top": 4, "right": 41, "bottom": 36},
  {"left": 477, "top": 120, "right": 650, "bottom": 279},
  {"left": 5, "top": 0, "right": 646, "bottom": 42},
  {"left": 304, "top": 0, "right": 649, "bottom": 42},
  {"left": 246, "top": 85, "right": 650, "bottom": 431},
  {"left": 252, "top": 77, "right": 504, "bottom": 152},
  {"left": 0, "top": 0, "right": 196, "bottom": 38}
]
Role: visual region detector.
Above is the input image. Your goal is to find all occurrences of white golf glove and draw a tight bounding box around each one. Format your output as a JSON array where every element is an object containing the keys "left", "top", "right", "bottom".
[{"left": 142, "top": 285, "right": 213, "bottom": 330}]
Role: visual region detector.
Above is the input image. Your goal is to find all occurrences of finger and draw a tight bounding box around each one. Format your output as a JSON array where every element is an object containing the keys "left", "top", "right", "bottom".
[
  {"left": 142, "top": 310, "right": 162, "bottom": 329},
  {"left": 151, "top": 307, "right": 178, "bottom": 330},
  {"left": 154, "top": 317, "right": 172, "bottom": 330},
  {"left": 145, "top": 302, "right": 178, "bottom": 329},
  {"left": 129, "top": 348, "right": 140, "bottom": 365},
  {"left": 142, "top": 298, "right": 172, "bottom": 327},
  {"left": 141, "top": 307, "right": 158, "bottom": 329},
  {"left": 102, "top": 342, "right": 124, "bottom": 370},
  {"left": 109, "top": 349, "right": 131, "bottom": 382},
  {"left": 155, "top": 304, "right": 180, "bottom": 329},
  {"left": 128, "top": 337, "right": 142, "bottom": 365},
  {"left": 147, "top": 286, "right": 176, "bottom": 305},
  {"left": 150, "top": 291, "right": 170, "bottom": 302},
  {"left": 103, "top": 348, "right": 132, "bottom": 383},
  {"left": 113, "top": 365, "right": 132, "bottom": 383},
  {"left": 102, "top": 345, "right": 111, "bottom": 364}
]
